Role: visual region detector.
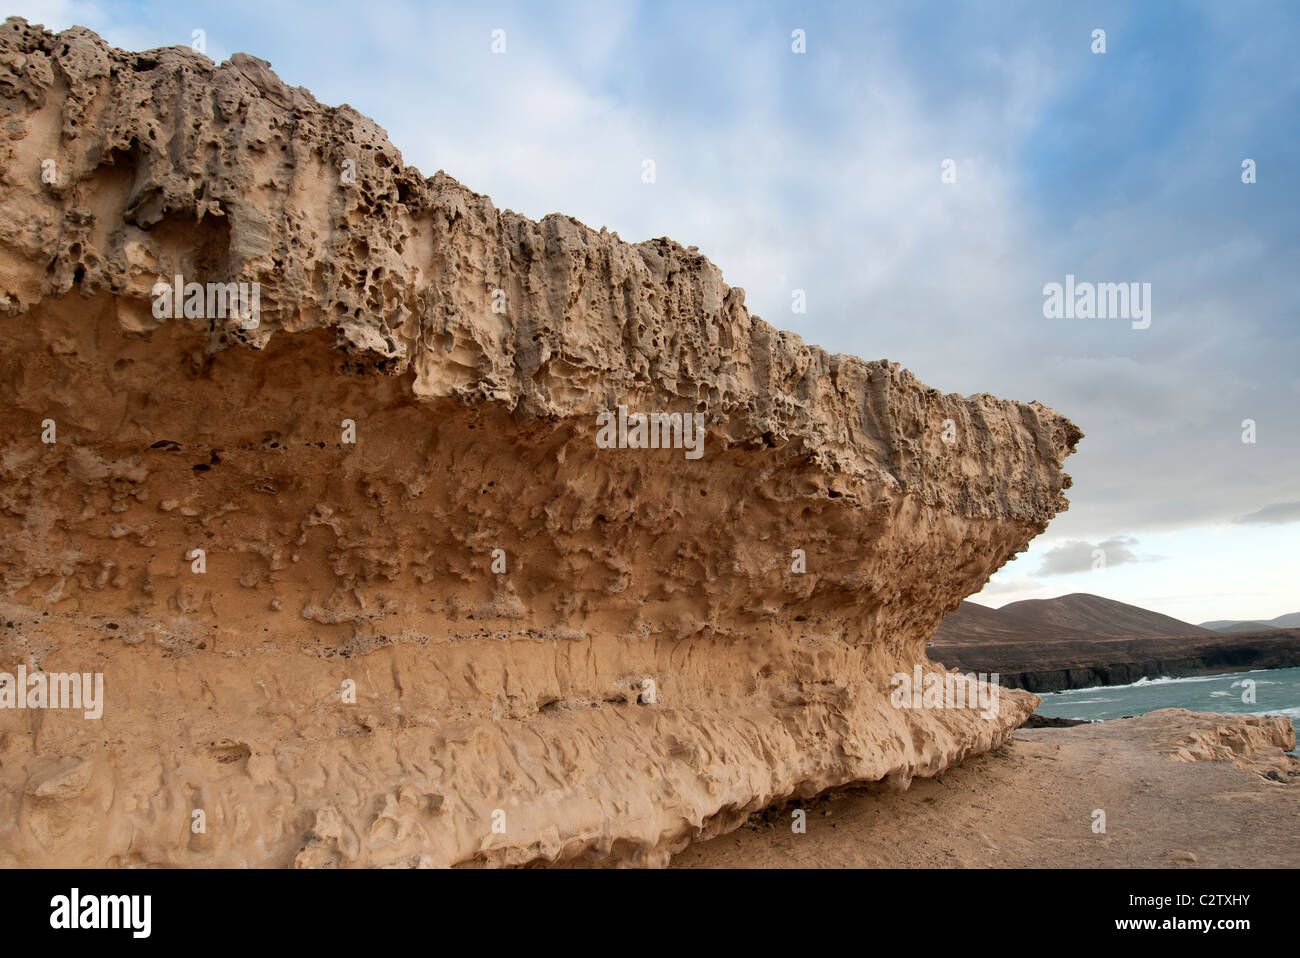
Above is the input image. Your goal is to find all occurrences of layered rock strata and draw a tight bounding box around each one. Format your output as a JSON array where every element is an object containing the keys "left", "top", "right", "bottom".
[{"left": 0, "top": 19, "right": 1081, "bottom": 866}]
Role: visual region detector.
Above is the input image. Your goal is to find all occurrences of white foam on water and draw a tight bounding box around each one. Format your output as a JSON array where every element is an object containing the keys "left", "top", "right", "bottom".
[{"left": 1043, "top": 667, "right": 1299, "bottom": 698}]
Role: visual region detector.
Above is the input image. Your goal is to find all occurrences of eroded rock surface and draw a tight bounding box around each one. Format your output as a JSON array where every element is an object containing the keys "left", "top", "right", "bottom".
[
  {"left": 0, "top": 19, "right": 1081, "bottom": 867},
  {"left": 1154, "top": 710, "right": 1297, "bottom": 778}
]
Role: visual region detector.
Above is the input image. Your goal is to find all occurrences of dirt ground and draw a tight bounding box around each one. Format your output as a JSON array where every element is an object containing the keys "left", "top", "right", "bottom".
[{"left": 671, "top": 711, "right": 1300, "bottom": 868}]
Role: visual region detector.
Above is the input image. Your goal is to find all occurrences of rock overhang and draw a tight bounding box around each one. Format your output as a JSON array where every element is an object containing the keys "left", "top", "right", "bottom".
[{"left": 0, "top": 18, "right": 1081, "bottom": 867}]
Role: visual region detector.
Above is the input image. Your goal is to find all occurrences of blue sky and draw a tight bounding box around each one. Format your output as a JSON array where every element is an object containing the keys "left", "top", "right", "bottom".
[{"left": 12, "top": 0, "right": 1298, "bottom": 623}]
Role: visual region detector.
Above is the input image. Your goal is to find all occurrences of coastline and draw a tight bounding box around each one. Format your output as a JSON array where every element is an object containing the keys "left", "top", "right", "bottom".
[{"left": 930, "top": 628, "right": 1300, "bottom": 693}]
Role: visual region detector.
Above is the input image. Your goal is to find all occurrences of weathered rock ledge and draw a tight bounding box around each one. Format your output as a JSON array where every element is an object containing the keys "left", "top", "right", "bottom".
[{"left": 0, "top": 19, "right": 1080, "bottom": 866}]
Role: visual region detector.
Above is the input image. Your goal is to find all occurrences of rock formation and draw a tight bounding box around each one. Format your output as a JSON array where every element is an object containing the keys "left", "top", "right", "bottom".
[
  {"left": 0, "top": 19, "right": 1081, "bottom": 867},
  {"left": 1154, "top": 710, "right": 1297, "bottom": 778}
]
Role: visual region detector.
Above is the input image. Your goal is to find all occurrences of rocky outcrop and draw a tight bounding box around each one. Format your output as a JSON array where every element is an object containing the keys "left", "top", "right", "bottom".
[
  {"left": 0, "top": 19, "right": 1080, "bottom": 867},
  {"left": 1152, "top": 710, "right": 1297, "bottom": 780}
]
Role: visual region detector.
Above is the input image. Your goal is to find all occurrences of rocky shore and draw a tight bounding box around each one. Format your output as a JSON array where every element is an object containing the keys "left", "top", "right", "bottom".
[{"left": 931, "top": 628, "right": 1300, "bottom": 693}]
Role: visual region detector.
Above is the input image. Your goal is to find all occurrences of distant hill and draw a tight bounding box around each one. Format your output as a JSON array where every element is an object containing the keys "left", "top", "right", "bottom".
[
  {"left": 934, "top": 593, "right": 1211, "bottom": 645},
  {"left": 1199, "top": 612, "right": 1300, "bottom": 632},
  {"left": 930, "top": 593, "right": 1300, "bottom": 692},
  {"left": 1199, "top": 620, "right": 1277, "bottom": 633}
]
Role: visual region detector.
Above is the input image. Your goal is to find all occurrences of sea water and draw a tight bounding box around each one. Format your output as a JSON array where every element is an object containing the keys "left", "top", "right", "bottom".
[{"left": 1034, "top": 666, "right": 1300, "bottom": 753}]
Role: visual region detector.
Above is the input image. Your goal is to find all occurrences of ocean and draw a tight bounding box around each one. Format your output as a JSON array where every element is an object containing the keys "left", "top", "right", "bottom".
[{"left": 1034, "top": 665, "right": 1300, "bottom": 752}]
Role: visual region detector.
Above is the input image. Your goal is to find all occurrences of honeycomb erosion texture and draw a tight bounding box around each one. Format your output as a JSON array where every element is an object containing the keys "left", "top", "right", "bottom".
[{"left": 0, "top": 19, "right": 1082, "bottom": 867}]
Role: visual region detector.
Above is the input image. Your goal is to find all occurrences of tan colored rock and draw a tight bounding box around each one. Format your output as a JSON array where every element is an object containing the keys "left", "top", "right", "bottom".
[
  {"left": 1152, "top": 708, "right": 1298, "bottom": 777},
  {"left": 0, "top": 19, "right": 1081, "bottom": 867}
]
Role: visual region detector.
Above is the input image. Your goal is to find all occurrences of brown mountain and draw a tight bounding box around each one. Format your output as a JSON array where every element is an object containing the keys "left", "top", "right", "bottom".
[
  {"left": 934, "top": 593, "right": 1211, "bottom": 644},
  {"left": 930, "top": 593, "right": 1300, "bottom": 692}
]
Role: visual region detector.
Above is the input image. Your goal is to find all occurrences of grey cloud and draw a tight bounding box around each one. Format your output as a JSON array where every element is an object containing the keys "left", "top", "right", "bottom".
[
  {"left": 1036, "top": 536, "right": 1162, "bottom": 576},
  {"left": 1232, "top": 501, "right": 1300, "bottom": 526}
]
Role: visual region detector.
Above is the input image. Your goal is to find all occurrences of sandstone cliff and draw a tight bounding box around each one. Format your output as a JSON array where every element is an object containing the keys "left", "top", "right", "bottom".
[{"left": 0, "top": 19, "right": 1081, "bottom": 867}]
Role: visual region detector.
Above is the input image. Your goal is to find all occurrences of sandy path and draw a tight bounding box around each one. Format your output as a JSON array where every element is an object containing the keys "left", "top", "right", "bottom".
[{"left": 671, "top": 713, "right": 1300, "bottom": 868}]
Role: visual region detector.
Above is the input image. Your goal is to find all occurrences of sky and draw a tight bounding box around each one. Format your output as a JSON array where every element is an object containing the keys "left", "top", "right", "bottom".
[{"left": 9, "top": 0, "right": 1297, "bottom": 624}]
